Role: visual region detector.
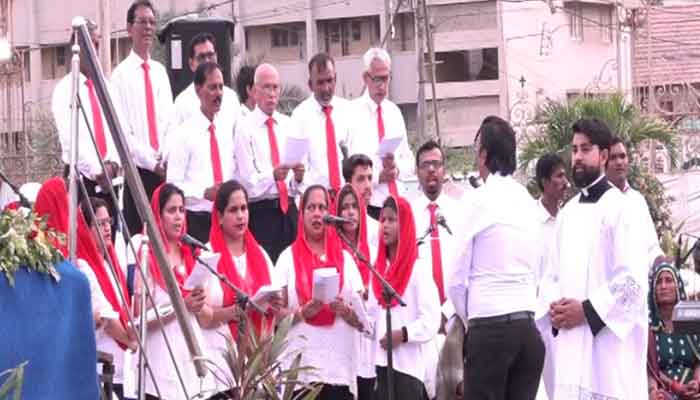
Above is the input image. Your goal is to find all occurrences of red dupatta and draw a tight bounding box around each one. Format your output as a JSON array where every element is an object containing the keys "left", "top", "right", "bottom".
[
  {"left": 336, "top": 185, "right": 371, "bottom": 286},
  {"left": 145, "top": 184, "right": 196, "bottom": 294},
  {"left": 291, "top": 187, "right": 345, "bottom": 326},
  {"left": 34, "top": 177, "right": 131, "bottom": 335},
  {"left": 372, "top": 195, "right": 417, "bottom": 308},
  {"left": 209, "top": 208, "right": 273, "bottom": 338}
]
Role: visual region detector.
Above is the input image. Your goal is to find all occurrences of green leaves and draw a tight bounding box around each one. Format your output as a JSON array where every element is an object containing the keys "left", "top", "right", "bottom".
[{"left": 0, "top": 362, "right": 27, "bottom": 400}]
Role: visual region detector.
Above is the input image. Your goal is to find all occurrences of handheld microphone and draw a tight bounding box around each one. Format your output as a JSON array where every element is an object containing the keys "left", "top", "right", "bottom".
[
  {"left": 468, "top": 175, "right": 481, "bottom": 189},
  {"left": 181, "top": 233, "right": 211, "bottom": 252},
  {"left": 435, "top": 210, "right": 453, "bottom": 235},
  {"left": 322, "top": 214, "right": 353, "bottom": 225}
]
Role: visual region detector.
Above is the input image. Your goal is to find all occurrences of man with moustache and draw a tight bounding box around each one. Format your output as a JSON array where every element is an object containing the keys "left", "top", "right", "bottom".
[
  {"left": 342, "top": 153, "right": 380, "bottom": 245},
  {"left": 292, "top": 53, "right": 352, "bottom": 198},
  {"left": 167, "top": 62, "right": 236, "bottom": 243},
  {"left": 534, "top": 153, "right": 569, "bottom": 281},
  {"left": 606, "top": 136, "right": 664, "bottom": 270},
  {"left": 537, "top": 118, "right": 648, "bottom": 400}
]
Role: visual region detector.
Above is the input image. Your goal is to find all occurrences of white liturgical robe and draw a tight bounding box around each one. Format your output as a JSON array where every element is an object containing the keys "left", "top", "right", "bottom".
[{"left": 537, "top": 176, "right": 648, "bottom": 400}]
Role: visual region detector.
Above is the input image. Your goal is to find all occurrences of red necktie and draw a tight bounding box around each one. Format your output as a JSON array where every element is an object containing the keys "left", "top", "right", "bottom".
[
  {"left": 428, "top": 203, "right": 445, "bottom": 303},
  {"left": 377, "top": 104, "right": 398, "bottom": 197},
  {"left": 85, "top": 79, "right": 107, "bottom": 158},
  {"left": 323, "top": 105, "right": 341, "bottom": 192},
  {"left": 209, "top": 123, "right": 223, "bottom": 185},
  {"left": 265, "top": 117, "right": 289, "bottom": 214},
  {"left": 141, "top": 62, "right": 159, "bottom": 150}
]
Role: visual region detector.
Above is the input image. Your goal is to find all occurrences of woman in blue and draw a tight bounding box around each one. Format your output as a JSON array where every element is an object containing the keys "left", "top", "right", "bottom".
[{"left": 648, "top": 263, "right": 700, "bottom": 400}]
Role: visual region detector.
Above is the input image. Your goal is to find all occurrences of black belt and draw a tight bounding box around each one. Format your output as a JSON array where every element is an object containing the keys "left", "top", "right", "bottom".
[
  {"left": 468, "top": 311, "right": 534, "bottom": 328},
  {"left": 249, "top": 197, "right": 294, "bottom": 210}
]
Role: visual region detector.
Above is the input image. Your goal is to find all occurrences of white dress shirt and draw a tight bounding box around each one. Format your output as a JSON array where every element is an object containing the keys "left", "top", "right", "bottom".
[
  {"left": 347, "top": 92, "right": 415, "bottom": 207},
  {"left": 535, "top": 197, "right": 558, "bottom": 285},
  {"left": 166, "top": 110, "right": 236, "bottom": 212},
  {"left": 111, "top": 51, "right": 175, "bottom": 171},
  {"left": 291, "top": 95, "right": 352, "bottom": 188},
  {"left": 174, "top": 82, "right": 241, "bottom": 127},
  {"left": 448, "top": 174, "right": 541, "bottom": 326},
  {"left": 276, "top": 248, "right": 364, "bottom": 395},
  {"left": 369, "top": 256, "right": 441, "bottom": 383},
  {"left": 233, "top": 106, "right": 302, "bottom": 202},
  {"left": 52, "top": 73, "right": 122, "bottom": 180},
  {"left": 621, "top": 181, "right": 663, "bottom": 269}
]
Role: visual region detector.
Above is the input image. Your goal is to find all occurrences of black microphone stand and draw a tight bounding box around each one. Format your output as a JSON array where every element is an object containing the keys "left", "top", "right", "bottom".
[
  {"left": 0, "top": 169, "right": 31, "bottom": 209},
  {"left": 416, "top": 224, "right": 434, "bottom": 247},
  {"left": 333, "top": 224, "right": 405, "bottom": 400}
]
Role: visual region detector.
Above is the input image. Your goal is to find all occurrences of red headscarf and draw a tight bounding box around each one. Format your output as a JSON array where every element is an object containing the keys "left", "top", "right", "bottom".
[
  {"left": 34, "top": 177, "right": 131, "bottom": 330},
  {"left": 372, "top": 195, "right": 417, "bottom": 308},
  {"left": 291, "top": 186, "right": 345, "bottom": 326},
  {"left": 209, "top": 201, "right": 273, "bottom": 338},
  {"left": 336, "top": 185, "right": 371, "bottom": 286},
  {"left": 145, "top": 184, "right": 196, "bottom": 294}
]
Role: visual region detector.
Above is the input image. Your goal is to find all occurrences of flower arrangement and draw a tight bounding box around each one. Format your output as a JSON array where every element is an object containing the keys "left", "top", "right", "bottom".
[{"left": 0, "top": 209, "right": 65, "bottom": 286}]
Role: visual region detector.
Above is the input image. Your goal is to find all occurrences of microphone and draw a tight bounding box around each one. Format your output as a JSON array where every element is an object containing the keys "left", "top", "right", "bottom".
[
  {"left": 322, "top": 214, "right": 353, "bottom": 225},
  {"left": 468, "top": 175, "right": 481, "bottom": 189},
  {"left": 181, "top": 233, "right": 211, "bottom": 252},
  {"left": 435, "top": 210, "right": 453, "bottom": 235},
  {"left": 339, "top": 141, "right": 349, "bottom": 161}
]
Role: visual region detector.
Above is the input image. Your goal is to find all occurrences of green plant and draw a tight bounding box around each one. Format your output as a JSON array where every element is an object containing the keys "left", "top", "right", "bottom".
[{"left": 0, "top": 362, "right": 27, "bottom": 400}]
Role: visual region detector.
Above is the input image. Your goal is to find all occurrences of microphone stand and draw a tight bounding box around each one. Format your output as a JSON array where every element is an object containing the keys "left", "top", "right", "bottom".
[
  {"left": 332, "top": 225, "right": 405, "bottom": 400},
  {"left": 416, "top": 224, "right": 434, "bottom": 247}
]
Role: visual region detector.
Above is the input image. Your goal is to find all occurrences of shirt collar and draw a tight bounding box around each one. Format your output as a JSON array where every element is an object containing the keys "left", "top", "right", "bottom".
[
  {"left": 127, "top": 50, "right": 149, "bottom": 69},
  {"left": 252, "top": 106, "right": 277, "bottom": 127},
  {"left": 579, "top": 175, "right": 612, "bottom": 203},
  {"left": 621, "top": 179, "right": 631, "bottom": 193},
  {"left": 536, "top": 197, "right": 557, "bottom": 222},
  {"left": 361, "top": 90, "right": 383, "bottom": 112}
]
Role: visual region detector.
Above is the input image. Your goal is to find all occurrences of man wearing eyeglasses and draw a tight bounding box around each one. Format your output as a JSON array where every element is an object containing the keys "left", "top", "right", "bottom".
[
  {"left": 347, "top": 47, "right": 415, "bottom": 220},
  {"left": 111, "top": 0, "right": 175, "bottom": 237},
  {"left": 174, "top": 32, "right": 240, "bottom": 126}
]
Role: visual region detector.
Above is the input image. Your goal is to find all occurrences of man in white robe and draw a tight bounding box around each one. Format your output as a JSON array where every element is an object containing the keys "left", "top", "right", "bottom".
[{"left": 537, "top": 118, "right": 648, "bottom": 400}]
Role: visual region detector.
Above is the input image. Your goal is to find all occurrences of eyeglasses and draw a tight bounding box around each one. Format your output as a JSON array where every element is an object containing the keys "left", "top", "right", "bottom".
[
  {"left": 367, "top": 72, "right": 390, "bottom": 85},
  {"left": 194, "top": 51, "right": 216, "bottom": 62},
  {"left": 95, "top": 217, "right": 113, "bottom": 229},
  {"left": 418, "top": 160, "right": 444, "bottom": 170},
  {"left": 134, "top": 18, "right": 156, "bottom": 27}
]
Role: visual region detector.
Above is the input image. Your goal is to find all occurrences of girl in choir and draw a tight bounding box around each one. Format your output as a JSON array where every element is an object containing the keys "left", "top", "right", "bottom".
[
  {"left": 201, "top": 179, "right": 280, "bottom": 395},
  {"left": 371, "top": 195, "right": 441, "bottom": 400},
  {"left": 276, "top": 184, "right": 365, "bottom": 399},
  {"left": 34, "top": 177, "right": 133, "bottom": 400}
]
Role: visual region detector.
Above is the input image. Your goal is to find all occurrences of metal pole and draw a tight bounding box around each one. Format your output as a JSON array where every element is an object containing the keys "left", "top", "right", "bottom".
[
  {"left": 67, "top": 20, "right": 81, "bottom": 262},
  {"left": 138, "top": 235, "right": 149, "bottom": 400}
]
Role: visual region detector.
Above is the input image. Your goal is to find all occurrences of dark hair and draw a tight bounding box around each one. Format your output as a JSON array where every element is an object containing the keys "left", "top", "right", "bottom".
[
  {"left": 194, "top": 62, "right": 221, "bottom": 87},
  {"left": 336, "top": 184, "right": 359, "bottom": 212},
  {"left": 301, "top": 184, "right": 328, "bottom": 211},
  {"left": 215, "top": 180, "right": 248, "bottom": 214},
  {"left": 382, "top": 196, "right": 397, "bottom": 213},
  {"left": 476, "top": 116, "right": 516, "bottom": 176},
  {"left": 415, "top": 140, "right": 443, "bottom": 168},
  {"left": 188, "top": 32, "right": 216, "bottom": 59},
  {"left": 308, "top": 52, "right": 335, "bottom": 75},
  {"left": 342, "top": 154, "right": 374, "bottom": 182},
  {"left": 235, "top": 65, "right": 256, "bottom": 104},
  {"left": 572, "top": 118, "right": 613, "bottom": 152},
  {"left": 610, "top": 136, "right": 624, "bottom": 147},
  {"left": 127, "top": 0, "right": 155, "bottom": 25},
  {"left": 535, "top": 153, "right": 565, "bottom": 191},
  {"left": 81, "top": 197, "right": 109, "bottom": 227},
  {"left": 158, "top": 183, "right": 184, "bottom": 214}
]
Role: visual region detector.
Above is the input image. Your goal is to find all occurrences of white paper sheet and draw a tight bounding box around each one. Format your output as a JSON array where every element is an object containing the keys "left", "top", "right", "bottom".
[
  {"left": 183, "top": 252, "right": 221, "bottom": 290},
  {"left": 346, "top": 290, "right": 373, "bottom": 336},
  {"left": 312, "top": 267, "right": 340, "bottom": 304},
  {"left": 377, "top": 136, "right": 403, "bottom": 158},
  {"left": 134, "top": 303, "right": 174, "bottom": 328},
  {"left": 95, "top": 176, "right": 125, "bottom": 193},
  {"left": 283, "top": 136, "right": 309, "bottom": 165},
  {"left": 251, "top": 284, "right": 282, "bottom": 309}
]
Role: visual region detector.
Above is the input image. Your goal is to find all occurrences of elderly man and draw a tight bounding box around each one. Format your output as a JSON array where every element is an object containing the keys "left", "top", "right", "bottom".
[
  {"left": 347, "top": 47, "right": 414, "bottom": 220},
  {"left": 233, "top": 63, "right": 304, "bottom": 262}
]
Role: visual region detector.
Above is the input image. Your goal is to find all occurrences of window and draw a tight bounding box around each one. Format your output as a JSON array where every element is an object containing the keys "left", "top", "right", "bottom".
[
  {"left": 390, "top": 13, "right": 415, "bottom": 52},
  {"left": 599, "top": 8, "right": 613, "bottom": 43},
  {"left": 569, "top": 4, "right": 583, "bottom": 40},
  {"left": 434, "top": 48, "right": 499, "bottom": 83},
  {"left": 329, "top": 23, "right": 340, "bottom": 43},
  {"left": 319, "top": 17, "right": 379, "bottom": 57},
  {"left": 352, "top": 21, "right": 362, "bottom": 41},
  {"left": 271, "top": 28, "right": 299, "bottom": 48},
  {"left": 22, "top": 50, "right": 30, "bottom": 83},
  {"left": 56, "top": 46, "right": 66, "bottom": 66}
]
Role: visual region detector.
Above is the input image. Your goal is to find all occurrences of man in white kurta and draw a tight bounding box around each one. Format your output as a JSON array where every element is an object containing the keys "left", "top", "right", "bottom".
[{"left": 537, "top": 118, "right": 648, "bottom": 400}]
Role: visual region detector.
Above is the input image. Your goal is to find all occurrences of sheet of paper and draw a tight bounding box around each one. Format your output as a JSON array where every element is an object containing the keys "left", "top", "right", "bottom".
[
  {"left": 346, "top": 290, "right": 373, "bottom": 336},
  {"left": 377, "top": 136, "right": 403, "bottom": 158},
  {"left": 134, "top": 303, "right": 174, "bottom": 328},
  {"left": 251, "top": 284, "right": 281, "bottom": 309},
  {"left": 183, "top": 252, "right": 221, "bottom": 290},
  {"left": 283, "top": 136, "right": 309, "bottom": 165},
  {"left": 312, "top": 267, "right": 340, "bottom": 304},
  {"left": 95, "top": 176, "right": 125, "bottom": 193}
]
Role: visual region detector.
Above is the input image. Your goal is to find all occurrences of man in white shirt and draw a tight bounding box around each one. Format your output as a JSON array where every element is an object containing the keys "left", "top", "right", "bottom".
[
  {"left": 537, "top": 119, "right": 648, "bottom": 400},
  {"left": 167, "top": 62, "right": 235, "bottom": 243},
  {"left": 534, "top": 153, "right": 568, "bottom": 281},
  {"left": 292, "top": 53, "right": 351, "bottom": 198},
  {"left": 52, "top": 21, "right": 122, "bottom": 230},
  {"left": 235, "top": 65, "right": 257, "bottom": 117},
  {"left": 606, "top": 136, "right": 664, "bottom": 270},
  {"left": 111, "top": 0, "right": 174, "bottom": 236},
  {"left": 173, "top": 32, "right": 240, "bottom": 126},
  {"left": 448, "top": 116, "right": 544, "bottom": 400},
  {"left": 233, "top": 64, "right": 304, "bottom": 262},
  {"left": 347, "top": 47, "right": 415, "bottom": 220}
]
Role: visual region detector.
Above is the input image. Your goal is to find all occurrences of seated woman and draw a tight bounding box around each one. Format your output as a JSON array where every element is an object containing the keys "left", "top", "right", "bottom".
[
  {"left": 648, "top": 263, "right": 700, "bottom": 400},
  {"left": 134, "top": 183, "right": 216, "bottom": 400},
  {"left": 35, "top": 178, "right": 133, "bottom": 400},
  {"left": 276, "top": 184, "right": 365, "bottom": 399},
  {"left": 370, "top": 195, "right": 441, "bottom": 400},
  {"left": 203, "top": 180, "right": 280, "bottom": 394}
]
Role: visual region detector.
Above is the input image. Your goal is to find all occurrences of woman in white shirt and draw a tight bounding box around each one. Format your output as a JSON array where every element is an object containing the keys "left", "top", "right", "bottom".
[
  {"left": 370, "top": 195, "right": 441, "bottom": 400},
  {"left": 276, "top": 184, "right": 364, "bottom": 399},
  {"left": 202, "top": 179, "right": 279, "bottom": 395}
]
